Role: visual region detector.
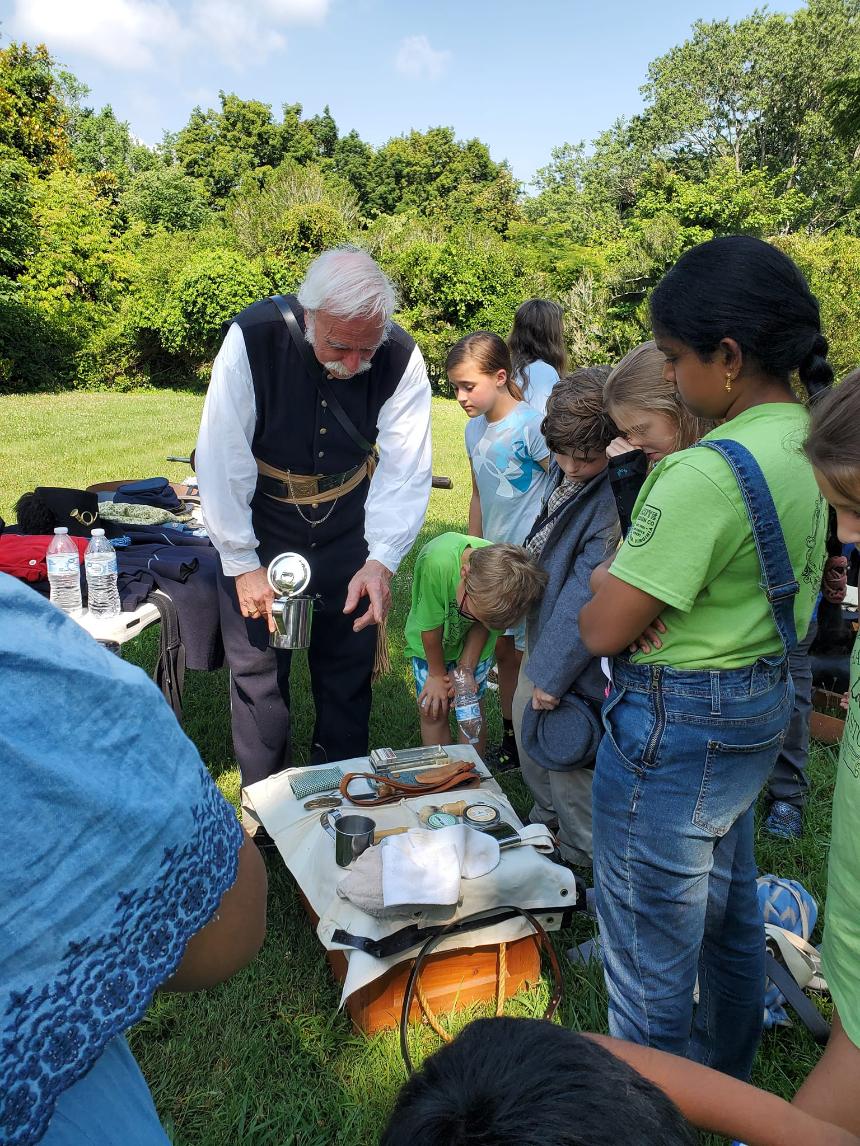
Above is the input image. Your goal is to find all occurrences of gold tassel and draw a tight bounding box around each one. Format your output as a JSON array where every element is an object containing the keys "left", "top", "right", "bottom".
[{"left": 373, "top": 611, "right": 391, "bottom": 681}]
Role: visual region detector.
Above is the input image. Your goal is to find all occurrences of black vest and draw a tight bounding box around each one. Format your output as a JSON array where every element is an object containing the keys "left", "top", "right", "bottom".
[
  {"left": 233, "top": 297, "right": 415, "bottom": 477},
  {"left": 230, "top": 296, "right": 415, "bottom": 564}
]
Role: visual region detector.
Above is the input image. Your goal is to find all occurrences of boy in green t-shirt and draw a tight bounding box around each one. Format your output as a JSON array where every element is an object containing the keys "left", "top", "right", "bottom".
[{"left": 404, "top": 532, "right": 547, "bottom": 755}]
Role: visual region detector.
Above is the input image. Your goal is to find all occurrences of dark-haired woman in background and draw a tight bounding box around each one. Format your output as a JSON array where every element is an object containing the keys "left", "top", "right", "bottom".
[
  {"left": 579, "top": 236, "right": 831, "bottom": 1080},
  {"left": 508, "top": 298, "right": 567, "bottom": 416}
]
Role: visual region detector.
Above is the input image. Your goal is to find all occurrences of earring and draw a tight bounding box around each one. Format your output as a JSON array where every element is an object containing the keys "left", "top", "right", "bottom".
[{"left": 725, "top": 372, "right": 733, "bottom": 393}]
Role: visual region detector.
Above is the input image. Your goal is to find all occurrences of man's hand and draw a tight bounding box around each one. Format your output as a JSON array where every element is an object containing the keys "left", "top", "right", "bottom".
[
  {"left": 418, "top": 673, "right": 451, "bottom": 720},
  {"left": 606, "top": 435, "right": 636, "bottom": 458},
  {"left": 532, "top": 686, "right": 561, "bottom": 711},
  {"left": 344, "top": 559, "right": 393, "bottom": 632},
  {"left": 235, "top": 568, "right": 276, "bottom": 633}
]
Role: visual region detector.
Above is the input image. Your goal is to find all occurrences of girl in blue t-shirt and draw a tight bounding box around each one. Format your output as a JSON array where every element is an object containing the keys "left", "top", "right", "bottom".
[
  {"left": 579, "top": 236, "right": 833, "bottom": 1081},
  {"left": 447, "top": 331, "right": 550, "bottom": 771}
]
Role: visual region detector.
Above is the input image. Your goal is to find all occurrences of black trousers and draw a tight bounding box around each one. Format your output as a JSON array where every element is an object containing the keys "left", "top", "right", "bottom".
[{"left": 218, "top": 492, "right": 376, "bottom": 786}]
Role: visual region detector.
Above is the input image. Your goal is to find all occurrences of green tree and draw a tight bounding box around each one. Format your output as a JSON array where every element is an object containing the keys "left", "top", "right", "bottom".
[
  {"left": 331, "top": 129, "right": 376, "bottom": 212},
  {"left": 0, "top": 152, "right": 36, "bottom": 278},
  {"left": 368, "top": 127, "right": 520, "bottom": 233},
  {"left": 70, "top": 104, "right": 158, "bottom": 188},
  {"left": 121, "top": 168, "right": 209, "bottom": 231},
  {"left": 0, "top": 42, "right": 71, "bottom": 173},
  {"left": 306, "top": 104, "right": 338, "bottom": 158},
  {"left": 175, "top": 92, "right": 284, "bottom": 200},
  {"left": 228, "top": 161, "right": 359, "bottom": 285}
]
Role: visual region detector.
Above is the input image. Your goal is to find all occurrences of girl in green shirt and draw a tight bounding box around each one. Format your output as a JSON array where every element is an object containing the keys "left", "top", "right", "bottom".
[{"left": 580, "top": 236, "right": 831, "bottom": 1081}]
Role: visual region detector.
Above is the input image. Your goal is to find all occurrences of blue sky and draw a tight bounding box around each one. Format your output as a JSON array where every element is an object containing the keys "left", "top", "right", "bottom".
[{"left": 3, "top": 0, "right": 804, "bottom": 186}]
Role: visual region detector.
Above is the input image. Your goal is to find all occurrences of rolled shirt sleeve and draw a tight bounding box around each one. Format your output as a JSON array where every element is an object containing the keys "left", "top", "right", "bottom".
[
  {"left": 195, "top": 324, "right": 263, "bottom": 577},
  {"left": 365, "top": 343, "right": 432, "bottom": 573}
]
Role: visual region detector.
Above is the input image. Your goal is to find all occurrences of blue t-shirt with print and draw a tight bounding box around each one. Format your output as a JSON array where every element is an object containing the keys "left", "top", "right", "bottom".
[{"left": 465, "top": 403, "right": 550, "bottom": 546}]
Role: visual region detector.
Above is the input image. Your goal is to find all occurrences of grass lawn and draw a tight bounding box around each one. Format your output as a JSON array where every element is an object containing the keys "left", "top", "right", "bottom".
[{"left": 1, "top": 389, "right": 839, "bottom": 1145}]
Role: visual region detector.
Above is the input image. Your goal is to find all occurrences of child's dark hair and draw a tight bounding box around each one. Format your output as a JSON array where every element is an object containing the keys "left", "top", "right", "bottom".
[
  {"left": 541, "top": 367, "right": 615, "bottom": 456},
  {"left": 381, "top": 1017, "right": 697, "bottom": 1146},
  {"left": 508, "top": 298, "right": 567, "bottom": 379},
  {"left": 804, "top": 367, "right": 860, "bottom": 502},
  {"left": 446, "top": 332, "right": 524, "bottom": 401},
  {"left": 650, "top": 235, "right": 833, "bottom": 401}
]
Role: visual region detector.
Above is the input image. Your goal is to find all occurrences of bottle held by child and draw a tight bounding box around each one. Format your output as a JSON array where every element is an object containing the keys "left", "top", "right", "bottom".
[
  {"left": 46, "top": 527, "right": 83, "bottom": 615},
  {"left": 451, "top": 666, "right": 482, "bottom": 745},
  {"left": 85, "top": 529, "right": 121, "bottom": 617}
]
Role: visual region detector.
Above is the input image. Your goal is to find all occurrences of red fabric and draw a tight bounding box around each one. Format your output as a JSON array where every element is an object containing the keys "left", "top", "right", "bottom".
[{"left": 0, "top": 534, "right": 89, "bottom": 582}]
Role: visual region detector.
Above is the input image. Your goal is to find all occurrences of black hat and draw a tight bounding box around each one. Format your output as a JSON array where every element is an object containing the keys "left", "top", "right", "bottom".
[{"left": 16, "top": 487, "right": 126, "bottom": 539}]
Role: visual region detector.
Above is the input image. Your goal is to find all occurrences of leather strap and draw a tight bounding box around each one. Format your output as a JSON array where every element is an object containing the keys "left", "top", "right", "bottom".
[
  {"left": 331, "top": 904, "right": 580, "bottom": 959},
  {"left": 148, "top": 591, "right": 186, "bottom": 721},
  {"left": 765, "top": 951, "right": 831, "bottom": 1045},
  {"left": 269, "top": 294, "right": 375, "bottom": 457},
  {"left": 339, "top": 761, "right": 480, "bottom": 806}
]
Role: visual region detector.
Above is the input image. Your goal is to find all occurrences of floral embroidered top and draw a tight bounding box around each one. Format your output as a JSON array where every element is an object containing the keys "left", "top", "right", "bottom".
[{"left": 0, "top": 574, "right": 244, "bottom": 1145}]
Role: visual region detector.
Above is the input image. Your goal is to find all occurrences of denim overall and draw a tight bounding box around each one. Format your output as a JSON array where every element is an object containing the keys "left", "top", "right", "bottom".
[{"left": 592, "top": 439, "right": 799, "bottom": 1080}]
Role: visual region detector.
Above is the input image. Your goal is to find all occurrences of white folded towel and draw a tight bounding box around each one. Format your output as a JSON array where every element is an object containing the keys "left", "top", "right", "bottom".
[{"left": 381, "top": 825, "right": 500, "bottom": 907}]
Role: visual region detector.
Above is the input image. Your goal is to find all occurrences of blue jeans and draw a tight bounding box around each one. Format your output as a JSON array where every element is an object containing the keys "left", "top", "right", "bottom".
[{"left": 592, "top": 656, "right": 793, "bottom": 1079}]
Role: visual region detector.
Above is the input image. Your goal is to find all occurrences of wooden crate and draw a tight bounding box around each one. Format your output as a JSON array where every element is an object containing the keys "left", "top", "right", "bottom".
[
  {"left": 811, "top": 688, "right": 847, "bottom": 745},
  {"left": 300, "top": 893, "right": 541, "bottom": 1033}
]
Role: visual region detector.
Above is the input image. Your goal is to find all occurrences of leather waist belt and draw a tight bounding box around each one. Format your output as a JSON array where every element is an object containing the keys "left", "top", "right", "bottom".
[{"left": 256, "top": 457, "right": 371, "bottom": 505}]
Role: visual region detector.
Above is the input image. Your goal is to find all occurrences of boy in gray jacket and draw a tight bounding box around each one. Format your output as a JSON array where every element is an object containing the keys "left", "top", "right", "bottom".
[{"left": 513, "top": 369, "right": 620, "bottom": 867}]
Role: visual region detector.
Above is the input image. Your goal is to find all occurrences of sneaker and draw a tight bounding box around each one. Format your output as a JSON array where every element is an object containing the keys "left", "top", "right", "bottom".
[{"left": 764, "top": 800, "right": 803, "bottom": 840}]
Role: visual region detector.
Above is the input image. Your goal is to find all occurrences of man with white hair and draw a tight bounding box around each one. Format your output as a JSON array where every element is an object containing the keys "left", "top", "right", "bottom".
[{"left": 196, "top": 247, "right": 432, "bottom": 800}]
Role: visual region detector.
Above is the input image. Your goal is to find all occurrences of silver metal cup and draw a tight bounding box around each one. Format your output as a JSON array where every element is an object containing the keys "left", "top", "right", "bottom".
[
  {"left": 320, "top": 810, "right": 376, "bottom": 867},
  {"left": 270, "top": 594, "right": 314, "bottom": 649}
]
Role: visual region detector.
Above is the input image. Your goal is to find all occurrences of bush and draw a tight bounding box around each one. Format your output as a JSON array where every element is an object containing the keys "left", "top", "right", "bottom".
[
  {"left": 0, "top": 288, "right": 78, "bottom": 392},
  {"left": 159, "top": 248, "right": 268, "bottom": 360}
]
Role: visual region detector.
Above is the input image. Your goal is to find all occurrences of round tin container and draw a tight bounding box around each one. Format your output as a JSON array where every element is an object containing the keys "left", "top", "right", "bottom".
[
  {"left": 463, "top": 803, "right": 501, "bottom": 828},
  {"left": 426, "top": 811, "right": 459, "bottom": 830}
]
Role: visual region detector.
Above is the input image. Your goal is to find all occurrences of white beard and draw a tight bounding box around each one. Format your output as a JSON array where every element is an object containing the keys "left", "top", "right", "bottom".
[{"left": 305, "top": 316, "right": 372, "bottom": 380}]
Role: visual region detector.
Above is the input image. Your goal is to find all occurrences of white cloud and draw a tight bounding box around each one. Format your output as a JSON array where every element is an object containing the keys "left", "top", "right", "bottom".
[
  {"left": 260, "top": 0, "right": 329, "bottom": 23},
  {"left": 191, "top": 0, "right": 287, "bottom": 69},
  {"left": 394, "top": 34, "right": 451, "bottom": 81},
  {"left": 13, "top": 0, "right": 184, "bottom": 70},
  {"left": 11, "top": 0, "right": 328, "bottom": 71}
]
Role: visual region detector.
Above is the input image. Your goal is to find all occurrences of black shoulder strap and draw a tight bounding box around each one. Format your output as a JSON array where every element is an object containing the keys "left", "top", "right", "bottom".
[
  {"left": 269, "top": 294, "right": 374, "bottom": 456},
  {"left": 765, "top": 951, "right": 831, "bottom": 1045},
  {"left": 148, "top": 590, "right": 186, "bottom": 722}
]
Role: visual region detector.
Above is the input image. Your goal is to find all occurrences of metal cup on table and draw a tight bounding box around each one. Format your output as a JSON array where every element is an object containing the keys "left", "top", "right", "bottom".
[{"left": 320, "top": 809, "right": 376, "bottom": 867}]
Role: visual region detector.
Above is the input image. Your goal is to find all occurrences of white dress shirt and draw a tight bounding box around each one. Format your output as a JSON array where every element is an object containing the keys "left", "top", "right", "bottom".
[{"left": 196, "top": 322, "right": 433, "bottom": 577}]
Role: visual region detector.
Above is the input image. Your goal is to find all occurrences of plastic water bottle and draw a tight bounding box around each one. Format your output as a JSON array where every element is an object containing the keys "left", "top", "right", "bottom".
[
  {"left": 85, "top": 528, "right": 121, "bottom": 617},
  {"left": 46, "top": 527, "right": 82, "bottom": 615},
  {"left": 451, "top": 666, "right": 482, "bottom": 745}
]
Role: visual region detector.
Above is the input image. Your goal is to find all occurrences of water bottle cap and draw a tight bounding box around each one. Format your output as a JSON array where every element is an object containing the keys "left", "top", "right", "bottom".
[
  {"left": 54, "top": 527, "right": 68, "bottom": 534},
  {"left": 91, "top": 528, "right": 105, "bottom": 536}
]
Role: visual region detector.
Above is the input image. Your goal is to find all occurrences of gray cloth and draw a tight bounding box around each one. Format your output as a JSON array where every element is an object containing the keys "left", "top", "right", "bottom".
[{"left": 519, "top": 464, "right": 620, "bottom": 768}]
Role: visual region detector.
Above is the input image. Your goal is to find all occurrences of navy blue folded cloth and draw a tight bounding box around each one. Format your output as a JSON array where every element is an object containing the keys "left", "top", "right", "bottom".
[{"left": 116, "top": 478, "right": 183, "bottom": 513}]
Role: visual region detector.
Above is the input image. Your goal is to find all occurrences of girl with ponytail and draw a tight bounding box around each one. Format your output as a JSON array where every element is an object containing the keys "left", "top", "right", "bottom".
[{"left": 579, "top": 235, "right": 833, "bottom": 1080}]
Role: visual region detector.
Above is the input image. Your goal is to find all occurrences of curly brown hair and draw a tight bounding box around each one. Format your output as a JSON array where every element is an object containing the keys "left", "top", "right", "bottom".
[{"left": 541, "top": 367, "right": 615, "bottom": 457}]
